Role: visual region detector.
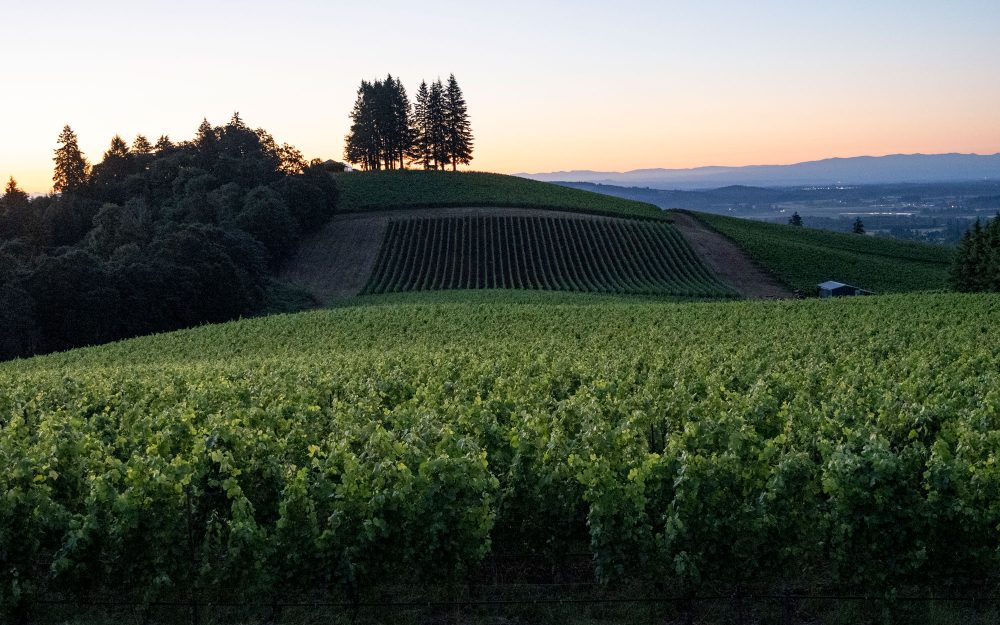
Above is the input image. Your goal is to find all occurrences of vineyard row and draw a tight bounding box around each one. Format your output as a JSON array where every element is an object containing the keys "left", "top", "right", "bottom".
[{"left": 363, "top": 215, "right": 735, "bottom": 298}]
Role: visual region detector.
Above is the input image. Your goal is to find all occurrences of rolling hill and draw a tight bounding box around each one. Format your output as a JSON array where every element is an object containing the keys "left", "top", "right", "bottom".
[
  {"left": 692, "top": 211, "right": 955, "bottom": 293},
  {"left": 283, "top": 171, "right": 956, "bottom": 302},
  {"left": 335, "top": 169, "right": 664, "bottom": 218}
]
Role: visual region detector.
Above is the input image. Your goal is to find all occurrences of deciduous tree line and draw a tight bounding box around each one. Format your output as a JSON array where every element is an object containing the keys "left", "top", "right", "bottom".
[
  {"left": 0, "top": 116, "right": 339, "bottom": 360},
  {"left": 345, "top": 74, "right": 473, "bottom": 171}
]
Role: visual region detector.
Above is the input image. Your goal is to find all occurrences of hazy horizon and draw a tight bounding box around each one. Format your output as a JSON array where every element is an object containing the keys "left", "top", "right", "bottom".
[{"left": 3, "top": 0, "right": 1000, "bottom": 193}]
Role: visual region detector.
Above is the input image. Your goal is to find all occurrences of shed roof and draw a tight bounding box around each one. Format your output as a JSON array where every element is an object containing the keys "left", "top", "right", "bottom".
[{"left": 818, "top": 280, "right": 849, "bottom": 290}]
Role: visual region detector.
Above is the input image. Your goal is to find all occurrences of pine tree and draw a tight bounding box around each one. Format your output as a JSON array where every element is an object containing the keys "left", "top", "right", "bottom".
[
  {"left": 443, "top": 74, "right": 473, "bottom": 171},
  {"left": 388, "top": 75, "right": 414, "bottom": 170},
  {"left": 428, "top": 79, "right": 449, "bottom": 170},
  {"left": 2, "top": 177, "right": 29, "bottom": 208},
  {"left": 410, "top": 81, "right": 432, "bottom": 169},
  {"left": 104, "top": 135, "right": 131, "bottom": 160},
  {"left": 345, "top": 80, "right": 379, "bottom": 171},
  {"left": 53, "top": 125, "right": 90, "bottom": 194},
  {"left": 950, "top": 218, "right": 1000, "bottom": 293},
  {"left": 132, "top": 135, "right": 153, "bottom": 156},
  {"left": 195, "top": 118, "right": 217, "bottom": 156},
  {"left": 852, "top": 217, "right": 865, "bottom": 234},
  {"left": 788, "top": 212, "right": 802, "bottom": 227},
  {"left": 154, "top": 135, "right": 173, "bottom": 154}
]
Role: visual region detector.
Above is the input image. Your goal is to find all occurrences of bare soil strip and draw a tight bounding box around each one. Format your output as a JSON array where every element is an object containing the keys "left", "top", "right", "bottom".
[
  {"left": 668, "top": 211, "right": 793, "bottom": 299},
  {"left": 281, "top": 207, "right": 637, "bottom": 303}
]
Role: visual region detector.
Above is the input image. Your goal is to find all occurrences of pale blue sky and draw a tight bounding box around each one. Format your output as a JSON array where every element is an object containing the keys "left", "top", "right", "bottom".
[{"left": 3, "top": 0, "right": 999, "bottom": 191}]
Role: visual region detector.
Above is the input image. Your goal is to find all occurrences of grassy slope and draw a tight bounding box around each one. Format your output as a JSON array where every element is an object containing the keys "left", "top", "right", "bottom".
[
  {"left": 335, "top": 170, "right": 665, "bottom": 219},
  {"left": 692, "top": 211, "right": 955, "bottom": 293}
]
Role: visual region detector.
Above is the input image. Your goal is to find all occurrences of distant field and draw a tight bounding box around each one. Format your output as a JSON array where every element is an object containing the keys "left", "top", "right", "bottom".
[
  {"left": 363, "top": 214, "right": 733, "bottom": 298},
  {"left": 693, "top": 211, "right": 955, "bottom": 293},
  {"left": 335, "top": 170, "right": 665, "bottom": 219}
]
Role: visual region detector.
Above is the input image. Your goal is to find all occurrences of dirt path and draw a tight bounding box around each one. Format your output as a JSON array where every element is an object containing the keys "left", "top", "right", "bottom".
[
  {"left": 668, "top": 211, "right": 793, "bottom": 299},
  {"left": 281, "top": 207, "right": 638, "bottom": 303}
]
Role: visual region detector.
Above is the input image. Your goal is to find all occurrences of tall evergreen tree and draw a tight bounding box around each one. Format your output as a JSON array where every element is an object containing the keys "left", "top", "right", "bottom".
[
  {"left": 90, "top": 135, "right": 134, "bottom": 203},
  {"left": 345, "top": 80, "right": 380, "bottom": 171},
  {"left": 154, "top": 135, "right": 173, "bottom": 154},
  {"left": 195, "top": 118, "right": 218, "bottom": 164},
  {"left": 53, "top": 125, "right": 90, "bottom": 194},
  {"left": 132, "top": 135, "right": 153, "bottom": 156},
  {"left": 443, "top": 74, "right": 474, "bottom": 170},
  {"left": 788, "top": 211, "right": 802, "bottom": 226},
  {"left": 388, "top": 75, "right": 415, "bottom": 170},
  {"left": 950, "top": 217, "right": 1000, "bottom": 292},
  {"left": 344, "top": 77, "right": 416, "bottom": 171},
  {"left": 852, "top": 217, "right": 865, "bottom": 234},
  {"left": 427, "top": 79, "right": 449, "bottom": 170},
  {"left": 410, "top": 81, "right": 433, "bottom": 169},
  {"left": 2, "top": 177, "right": 29, "bottom": 208}
]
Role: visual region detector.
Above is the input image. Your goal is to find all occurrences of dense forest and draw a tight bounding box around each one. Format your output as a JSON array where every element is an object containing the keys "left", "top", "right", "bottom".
[
  {"left": 0, "top": 115, "right": 339, "bottom": 360},
  {"left": 345, "top": 74, "right": 473, "bottom": 171}
]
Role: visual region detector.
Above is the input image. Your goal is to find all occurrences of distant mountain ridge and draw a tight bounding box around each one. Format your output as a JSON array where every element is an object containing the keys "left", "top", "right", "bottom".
[{"left": 518, "top": 153, "right": 1000, "bottom": 190}]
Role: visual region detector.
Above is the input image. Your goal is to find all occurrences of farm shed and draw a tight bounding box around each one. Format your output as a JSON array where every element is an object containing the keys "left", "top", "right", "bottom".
[{"left": 818, "top": 280, "right": 874, "bottom": 298}]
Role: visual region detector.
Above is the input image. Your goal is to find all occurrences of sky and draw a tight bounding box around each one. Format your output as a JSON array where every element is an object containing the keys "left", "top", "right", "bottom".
[{"left": 2, "top": 0, "right": 999, "bottom": 193}]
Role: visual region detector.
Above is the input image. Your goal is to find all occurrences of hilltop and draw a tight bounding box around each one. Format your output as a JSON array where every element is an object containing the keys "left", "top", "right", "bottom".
[
  {"left": 282, "top": 170, "right": 954, "bottom": 303},
  {"left": 335, "top": 169, "right": 664, "bottom": 218},
  {"left": 283, "top": 171, "right": 741, "bottom": 302}
]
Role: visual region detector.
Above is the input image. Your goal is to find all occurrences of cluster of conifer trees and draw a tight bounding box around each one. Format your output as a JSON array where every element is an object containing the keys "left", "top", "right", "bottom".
[
  {"left": 951, "top": 215, "right": 1000, "bottom": 292},
  {"left": 0, "top": 116, "right": 338, "bottom": 360},
  {"left": 345, "top": 74, "right": 473, "bottom": 171}
]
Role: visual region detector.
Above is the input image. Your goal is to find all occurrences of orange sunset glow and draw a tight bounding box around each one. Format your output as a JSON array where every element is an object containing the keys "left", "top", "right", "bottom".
[{"left": 3, "top": 1, "right": 999, "bottom": 192}]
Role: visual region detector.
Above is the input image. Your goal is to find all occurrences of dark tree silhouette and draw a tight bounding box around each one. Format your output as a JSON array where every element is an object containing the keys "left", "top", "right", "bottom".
[
  {"left": 345, "top": 80, "right": 380, "bottom": 171},
  {"left": 444, "top": 74, "right": 474, "bottom": 170},
  {"left": 0, "top": 116, "right": 339, "bottom": 360},
  {"left": 154, "top": 134, "right": 173, "bottom": 153},
  {"left": 91, "top": 135, "right": 134, "bottom": 203},
  {"left": 852, "top": 217, "right": 865, "bottom": 234},
  {"left": 411, "top": 81, "right": 433, "bottom": 169},
  {"left": 951, "top": 216, "right": 1000, "bottom": 292},
  {"left": 2, "top": 177, "right": 28, "bottom": 209},
  {"left": 788, "top": 211, "right": 802, "bottom": 227},
  {"left": 344, "top": 76, "right": 416, "bottom": 171},
  {"left": 53, "top": 125, "right": 90, "bottom": 193},
  {"left": 132, "top": 134, "right": 153, "bottom": 156},
  {"left": 388, "top": 75, "right": 414, "bottom": 170},
  {"left": 428, "top": 79, "right": 449, "bottom": 170}
]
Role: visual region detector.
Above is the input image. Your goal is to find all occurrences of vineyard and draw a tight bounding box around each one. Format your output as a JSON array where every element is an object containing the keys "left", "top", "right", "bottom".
[
  {"left": 693, "top": 211, "right": 955, "bottom": 293},
  {"left": 362, "top": 215, "right": 734, "bottom": 298},
  {"left": 3, "top": 293, "right": 1000, "bottom": 623},
  {"left": 335, "top": 170, "right": 665, "bottom": 219}
]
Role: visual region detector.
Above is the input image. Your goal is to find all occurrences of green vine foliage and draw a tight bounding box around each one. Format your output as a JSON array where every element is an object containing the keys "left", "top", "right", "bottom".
[{"left": 1, "top": 292, "right": 999, "bottom": 613}]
